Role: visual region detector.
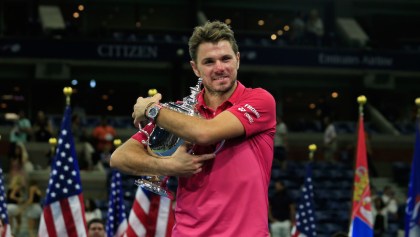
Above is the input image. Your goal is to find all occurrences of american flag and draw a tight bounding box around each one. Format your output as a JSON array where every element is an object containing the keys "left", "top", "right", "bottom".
[
  {"left": 291, "top": 162, "right": 317, "bottom": 237},
  {"left": 124, "top": 187, "right": 174, "bottom": 237},
  {"left": 38, "top": 105, "right": 88, "bottom": 237},
  {"left": 349, "top": 114, "right": 373, "bottom": 237},
  {"left": 0, "top": 168, "right": 12, "bottom": 237},
  {"left": 405, "top": 118, "right": 420, "bottom": 237},
  {"left": 106, "top": 170, "right": 128, "bottom": 237}
]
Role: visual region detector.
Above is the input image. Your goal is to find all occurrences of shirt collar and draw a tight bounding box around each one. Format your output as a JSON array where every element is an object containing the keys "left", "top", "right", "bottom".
[{"left": 197, "top": 81, "right": 245, "bottom": 109}]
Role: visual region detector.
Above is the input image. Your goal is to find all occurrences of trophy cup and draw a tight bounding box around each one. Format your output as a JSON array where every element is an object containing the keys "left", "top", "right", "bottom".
[{"left": 135, "top": 78, "right": 224, "bottom": 199}]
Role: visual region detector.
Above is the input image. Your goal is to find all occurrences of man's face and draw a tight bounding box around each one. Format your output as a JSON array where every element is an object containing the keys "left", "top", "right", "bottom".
[
  {"left": 88, "top": 222, "right": 105, "bottom": 237},
  {"left": 190, "top": 40, "right": 240, "bottom": 95}
]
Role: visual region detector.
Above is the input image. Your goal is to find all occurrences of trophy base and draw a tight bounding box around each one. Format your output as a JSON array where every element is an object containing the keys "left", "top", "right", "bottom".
[{"left": 135, "top": 178, "right": 174, "bottom": 200}]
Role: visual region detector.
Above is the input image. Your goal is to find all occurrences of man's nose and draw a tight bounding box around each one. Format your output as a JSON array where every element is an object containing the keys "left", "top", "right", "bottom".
[{"left": 214, "top": 60, "right": 224, "bottom": 71}]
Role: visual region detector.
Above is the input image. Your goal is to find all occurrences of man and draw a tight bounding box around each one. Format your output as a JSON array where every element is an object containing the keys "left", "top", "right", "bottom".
[
  {"left": 9, "top": 109, "right": 32, "bottom": 143},
  {"left": 87, "top": 218, "right": 105, "bottom": 237},
  {"left": 111, "top": 20, "right": 276, "bottom": 236},
  {"left": 323, "top": 116, "right": 337, "bottom": 162},
  {"left": 274, "top": 115, "right": 288, "bottom": 170},
  {"left": 268, "top": 180, "right": 295, "bottom": 237}
]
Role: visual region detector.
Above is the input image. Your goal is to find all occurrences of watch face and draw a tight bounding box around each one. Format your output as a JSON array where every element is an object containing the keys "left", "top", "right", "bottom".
[
  {"left": 147, "top": 105, "right": 161, "bottom": 120},
  {"left": 148, "top": 107, "right": 158, "bottom": 118}
]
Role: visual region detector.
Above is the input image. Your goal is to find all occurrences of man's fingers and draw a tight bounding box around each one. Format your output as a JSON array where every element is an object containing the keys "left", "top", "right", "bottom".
[
  {"left": 193, "top": 167, "right": 203, "bottom": 174},
  {"left": 196, "top": 153, "right": 215, "bottom": 162},
  {"left": 153, "top": 93, "right": 162, "bottom": 101}
]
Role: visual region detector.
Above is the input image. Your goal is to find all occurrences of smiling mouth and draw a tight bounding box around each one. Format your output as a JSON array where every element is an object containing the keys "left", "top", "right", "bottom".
[{"left": 213, "top": 76, "right": 229, "bottom": 80}]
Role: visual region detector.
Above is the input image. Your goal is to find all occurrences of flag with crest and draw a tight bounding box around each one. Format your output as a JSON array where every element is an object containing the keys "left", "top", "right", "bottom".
[{"left": 349, "top": 114, "right": 373, "bottom": 237}]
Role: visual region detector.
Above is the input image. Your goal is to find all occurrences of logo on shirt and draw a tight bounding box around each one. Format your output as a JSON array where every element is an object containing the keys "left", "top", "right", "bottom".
[{"left": 237, "top": 104, "right": 260, "bottom": 124}]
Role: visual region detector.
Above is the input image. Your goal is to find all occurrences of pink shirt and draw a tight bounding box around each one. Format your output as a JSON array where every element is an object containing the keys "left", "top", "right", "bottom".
[
  {"left": 175, "top": 82, "right": 276, "bottom": 237},
  {"left": 132, "top": 82, "right": 276, "bottom": 237}
]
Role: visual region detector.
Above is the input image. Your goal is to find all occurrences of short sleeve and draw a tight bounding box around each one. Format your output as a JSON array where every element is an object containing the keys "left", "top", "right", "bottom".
[
  {"left": 131, "top": 122, "right": 155, "bottom": 146},
  {"left": 227, "top": 88, "right": 276, "bottom": 137}
]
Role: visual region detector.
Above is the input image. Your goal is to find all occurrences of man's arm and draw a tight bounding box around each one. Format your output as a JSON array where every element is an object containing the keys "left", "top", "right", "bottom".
[
  {"left": 132, "top": 94, "right": 245, "bottom": 145},
  {"left": 110, "top": 137, "right": 215, "bottom": 176}
]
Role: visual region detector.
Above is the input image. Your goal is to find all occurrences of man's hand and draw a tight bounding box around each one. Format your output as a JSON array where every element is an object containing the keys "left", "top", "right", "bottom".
[
  {"left": 132, "top": 93, "right": 162, "bottom": 127},
  {"left": 166, "top": 143, "right": 215, "bottom": 176}
]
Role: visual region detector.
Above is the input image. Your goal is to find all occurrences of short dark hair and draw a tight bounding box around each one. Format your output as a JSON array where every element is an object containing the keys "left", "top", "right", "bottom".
[
  {"left": 87, "top": 218, "right": 104, "bottom": 229},
  {"left": 188, "top": 21, "right": 239, "bottom": 63}
]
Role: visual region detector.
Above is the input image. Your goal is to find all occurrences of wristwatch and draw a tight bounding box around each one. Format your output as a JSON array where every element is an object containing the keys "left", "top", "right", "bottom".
[{"left": 145, "top": 103, "right": 163, "bottom": 123}]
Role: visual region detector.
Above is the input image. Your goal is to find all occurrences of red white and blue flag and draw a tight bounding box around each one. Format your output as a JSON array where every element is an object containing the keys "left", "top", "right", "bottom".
[
  {"left": 291, "top": 162, "right": 317, "bottom": 237},
  {"left": 124, "top": 187, "right": 174, "bottom": 237},
  {"left": 38, "top": 105, "right": 88, "bottom": 237},
  {"left": 405, "top": 118, "right": 420, "bottom": 237},
  {"left": 349, "top": 115, "right": 373, "bottom": 237},
  {"left": 0, "top": 167, "right": 12, "bottom": 237},
  {"left": 106, "top": 170, "right": 128, "bottom": 237}
]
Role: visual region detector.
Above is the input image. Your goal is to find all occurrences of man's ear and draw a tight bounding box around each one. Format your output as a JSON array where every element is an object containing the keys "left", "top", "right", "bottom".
[
  {"left": 190, "top": 60, "right": 200, "bottom": 77},
  {"left": 236, "top": 52, "right": 240, "bottom": 70}
]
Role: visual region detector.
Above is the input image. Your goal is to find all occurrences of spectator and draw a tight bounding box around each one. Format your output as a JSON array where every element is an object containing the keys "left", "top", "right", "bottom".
[
  {"left": 87, "top": 218, "right": 106, "bottom": 237},
  {"left": 306, "top": 8, "right": 324, "bottom": 47},
  {"left": 9, "top": 109, "right": 32, "bottom": 143},
  {"left": 365, "top": 132, "right": 379, "bottom": 177},
  {"left": 71, "top": 114, "right": 88, "bottom": 142},
  {"left": 85, "top": 198, "right": 103, "bottom": 223},
  {"left": 6, "top": 175, "right": 25, "bottom": 235},
  {"left": 323, "top": 116, "right": 337, "bottom": 162},
  {"left": 91, "top": 116, "right": 117, "bottom": 154},
  {"left": 8, "top": 142, "right": 30, "bottom": 185},
  {"left": 79, "top": 136, "right": 96, "bottom": 171},
  {"left": 381, "top": 185, "right": 399, "bottom": 219},
  {"left": 72, "top": 114, "right": 95, "bottom": 170},
  {"left": 269, "top": 180, "right": 296, "bottom": 237},
  {"left": 372, "top": 196, "right": 387, "bottom": 237},
  {"left": 290, "top": 11, "right": 306, "bottom": 45},
  {"left": 22, "top": 180, "right": 43, "bottom": 237},
  {"left": 32, "top": 110, "right": 55, "bottom": 142},
  {"left": 274, "top": 115, "right": 288, "bottom": 170}
]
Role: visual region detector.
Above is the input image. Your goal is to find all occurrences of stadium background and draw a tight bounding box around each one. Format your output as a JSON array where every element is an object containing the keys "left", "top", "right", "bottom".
[{"left": 0, "top": 0, "right": 420, "bottom": 236}]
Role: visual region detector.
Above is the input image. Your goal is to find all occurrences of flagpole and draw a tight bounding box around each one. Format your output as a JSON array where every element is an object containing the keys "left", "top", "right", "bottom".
[
  {"left": 308, "top": 144, "right": 317, "bottom": 161},
  {"left": 348, "top": 95, "right": 374, "bottom": 237},
  {"left": 38, "top": 86, "right": 88, "bottom": 237},
  {"left": 357, "top": 95, "right": 367, "bottom": 116},
  {"left": 48, "top": 137, "right": 57, "bottom": 165},
  {"left": 114, "top": 138, "right": 122, "bottom": 148},
  {"left": 291, "top": 144, "right": 317, "bottom": 237}
]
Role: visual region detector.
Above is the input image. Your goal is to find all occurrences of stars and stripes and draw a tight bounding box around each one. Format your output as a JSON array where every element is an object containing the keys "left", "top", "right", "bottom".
[
  {"left": 106, "top": 170, "right": 128, "bottom": 237},
  {"left": 291, "top": 162, "right": 317, "bottom": 237},
  {"left": 124, "top": 187, "right": 174, "bottom": 237},
  {"left": 0, "top": 168, "right": 12, "bottom": 237},
  {"left": 38, "top": 105, "right": 88, "bottom": 237}
]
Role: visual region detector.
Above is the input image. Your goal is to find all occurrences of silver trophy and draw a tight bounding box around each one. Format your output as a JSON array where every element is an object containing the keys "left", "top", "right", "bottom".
[{"left": 135, "top": 78, "right": 211, "bottom": 199}]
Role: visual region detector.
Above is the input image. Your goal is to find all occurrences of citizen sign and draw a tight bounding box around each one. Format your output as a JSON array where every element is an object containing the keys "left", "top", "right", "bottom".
[{"left": 97, "top": 44, "right": 158, "bottom": 59}]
